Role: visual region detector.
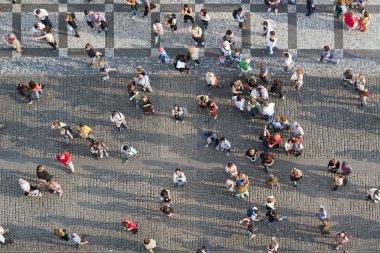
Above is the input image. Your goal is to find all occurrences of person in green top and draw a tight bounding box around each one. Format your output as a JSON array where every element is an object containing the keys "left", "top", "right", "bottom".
[{"left": 239, "top": 58, "right": 253, "bottom": 76}]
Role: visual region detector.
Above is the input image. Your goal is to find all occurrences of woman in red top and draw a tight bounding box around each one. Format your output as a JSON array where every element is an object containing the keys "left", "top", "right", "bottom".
[
  {"left": 344, "top": 11, "right": 358, "bottom": 30},
  {"left": 207, "top": 101, "right": 218, "bottom": 120},
  {"left": 27, "top": 81, "right": 43, "bottom": 99},
  {"left": 121, "top": 219, "right": 138, "bottom": 234},
  {"left": 56, "top": 151, "right": 75, "bottom": 174}
]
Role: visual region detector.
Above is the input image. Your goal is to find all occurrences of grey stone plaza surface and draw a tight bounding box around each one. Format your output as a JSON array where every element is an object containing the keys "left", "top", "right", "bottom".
[{"left": 0, "top": 0, "right": 380, "bottom": 252}]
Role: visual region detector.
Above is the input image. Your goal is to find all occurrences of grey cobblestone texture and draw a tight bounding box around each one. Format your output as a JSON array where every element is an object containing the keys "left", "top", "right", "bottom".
[{"left": 0, "top": 158, "right": 379, "bottom": 252}]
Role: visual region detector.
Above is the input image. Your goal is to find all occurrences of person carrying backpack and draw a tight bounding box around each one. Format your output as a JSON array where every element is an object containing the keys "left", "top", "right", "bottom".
[{"left": 233, "top": 8, "right": 246, "bottom": 30}]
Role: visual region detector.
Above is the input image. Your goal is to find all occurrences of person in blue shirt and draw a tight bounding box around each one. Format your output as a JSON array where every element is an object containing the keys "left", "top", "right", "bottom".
[
  {"left": 99, "top": 60, "right": 110, "bottom": 80},
  {"left": 227, "top": 49, "right": 243, "bottom": 67}
]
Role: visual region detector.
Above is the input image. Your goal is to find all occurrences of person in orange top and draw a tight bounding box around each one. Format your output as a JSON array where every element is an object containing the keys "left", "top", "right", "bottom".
[
  {"left": 207, "top": 101, "right": 218, "bottom": 120},
  {"left": 27, "top": 81, "right": 43, "bottom": 100},
  {"left": 56, "top": 151, "right": 75, "bottom": 174}
]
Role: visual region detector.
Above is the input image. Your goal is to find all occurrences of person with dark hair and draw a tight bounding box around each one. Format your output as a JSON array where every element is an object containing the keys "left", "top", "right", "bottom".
[
  {"left": 34, "top": 8, "right": 52, "bottom": 28},
  {"left": 144, "top": 239, "right": 157, "bottom": 253},
  {"left": 84, "top": 43, "right": 102, "bottom": 67},
  {"left": 36, "top": 165, "right": 52, "bottom": 183},
  {"left": 246, "top": 148, "right": 257, "bottom": 162},
  {"left": 180, "top": 4, "right": 194, "bottom": 24},
  {"left": 66, "top": 12, "right": 80, "bottom": 37},
  {"left": 54, "top": 227, "right": 69, "bottom": 240},
  {"left": 174, "top": 55, "right": 190, "bottom": 75},
  {"left": 121, "top": 219, "right": 138, "bottom": 234},
  {"left": 216, "top": 137, "right": 231, "bottom": 156},
  {"left": 320, "top": 45, "right": 337, "bottom": 64},
  {"left": 84, "top": 10, "right": 96, "bottom": 29},
  {"left": 197, "top": 245, "right": 209, "bottom": 253},
  {"left": 260, "top": 152, "right": 274, "bottom": 172},
  {"left": 200, "top": 9, "right": 210, "bottom": 29},
  {"left": 27, "top": 80, "right": 43, "bottom": 100},
  {"left": 223, "top": 30, "right": 236, "bottom": 48},
  {"left": 160, "top": 204, "right": 174, "bottom": 217},
  {"left": 17, "top": 82, "right": 32, "bottom": 104},
  {"left": 171, "top": 104, "right": 185, "bottom": 123},
  {"left": 202, "top": 131, "right": 218, "bottom": 147},
  {"left": 173, "top": 168, "right": 186, "bottom": 186}
]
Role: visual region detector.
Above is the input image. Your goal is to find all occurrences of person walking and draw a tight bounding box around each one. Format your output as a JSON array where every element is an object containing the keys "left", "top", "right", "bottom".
[
  {"left": 164, "top": 13, "right": 177, "bottom": 33},
  {"left": 225, "top": 162, "right": 238, "bottom": 177},
  {"left": 76, "top": 123, "right": 95, "bottom": 141},
  {"left": 144, "top": 239, "right": 157, "bottom": 253},
  {"left": 32, "top": 27, "right": 57, "bottom": 51},
  {"left": 110, "top": 111, "right": 129, "bottom": 132},
  {"left": 216, "top": 137, "right": 231, "bottom": 156},
  {"left": 141, "top": 0, "right": 151, "bottom": 18},
  {"left": 171, "top": 104, "right": 185, "bottom": 123},
  {"left": 66, "top": 12, "right": 80, "bottom": 37},
  {"left": 335, "top": 231, "right": 350, "bottom": 251},
  {"left": 85, "top": 43, "right": 102, "bottom": 67},
  {"left": 332, "top": 172, "right": 345, "bottom": 191},
  {"left": 328, "top": 158, "right": 340, "bottom": 179},
  {"left": 90, "top": 12, "right": 108, "bottom": 34},
  {"left": 265, "top": 31, "right": 278, "bottom": 55},
  {"left": 56, "top": 152, "right": 76, "bottom": 175},
  {"left": 51, "top": 120, "right": 74, "bottom": 143},
  {"left": 84, "top": 10, "right": 96, "bottom": 30},
  {"left": 126, "top": 0, "right": 138, "bottom": 18},
  {"left": 120, "top": 144, "right": 138, "bottom": 164},
  {"left": 189, "top": 23, "right": 204, "bottom": 46},
  {"left": 316, "top": 206, "right": 328, "bottom": 221},
  {"left": 359, "top": 10, "right": 371, "bottom": 32},
  {"left": 19, "top": 178, "right": 38, "bottom": 196},
  {"left": 306, "top": 0, "right": 315, "bottom": 16},
  {"left": 290, "top": 167, "right": 303, "bottom": 187},
  {"left": 206, "top": 72, "right": 222, "bottom": 89},
  {"left": 2, "top": 33, "right": 23, "bottom": 55},
  {"left": 27, "top": 81, "right": 44, "bottom": 101},
  {"left": 234, "top": 7, "right": 246, "bottom": 30},
  {"left": 271, "top": 79, "right": 285, "bottom": 99},
  {"left": 139, "top": 95, "right": 156, "bottom": 116},
  {"left": 282, "top": 52, "right": 293, "bottom": 72}
]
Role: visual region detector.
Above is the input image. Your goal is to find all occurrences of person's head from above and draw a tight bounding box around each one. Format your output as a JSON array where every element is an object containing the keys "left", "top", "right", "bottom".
[
  {"left": 192, "top": 23, "right": 199, "bottom": 28},
  {"left": 319, "top": 206, "right": 325, "bottom": 212},
  {"left": 207, "top": 131, "right": 213, "bottom": 136},
  {"left": 35, "top": 9, "right": 41, "bottom": 15},
  {"left": 36, "top": 165, "right": 45, "bottom": 172},
  {"left": 99, "top": 61, "right": 105, "bottom": 67},
  {"left": 323, "top": 45, "right": 330, "bottom": 52},
  {"left": 219, "top": 137, "right": 225, "bottom": 143},
  {"left": 263, "top": 20, "right": 268, "bottom": 26},
  {"left": 238, "top": 7, "right": 243, "bottom": 13},
  {"left": 173, "top": 104, "right": 179, "bottom": 110},
  {"left": 226, "top": 29, "right": 233, "bottom": 36},
  {"left": 44, "top": 27, "right": 52, "bottom": 34},
  {"left": 111, "top": 111, "right": 117, "bottom": 116},
  {"left": 141, "top": 95, "right": 148, "bottom": 101},
  {"left": 283, "top": 52, "right": 289, "bottom": 58},
  {"left": 258, "top": 61, "right": 264, "bottom": 67},
  {"left": 79, "top": 123, "right": 85, "bottom": 129},
  {"left": 296, "top": 67, "right": 304, "bottom": 75},
  {"left": 143, "top": 239, "right": 150, "bottom": 245},
  {"left": 374, "top": 190, "right": 380, "bottom": 197},
  {"left": 184, "top": 4, "right": 189, "bottom": 8},
  {"left": 348, "top": 11, "right": 354, "bottom": 18},
  {"left": 262, "top": 100, "right": 269, "bottom": 107},
  {"left": 237, "top": 172, "right": 244, "bottom": 178},
  {"left": 363, "top": 10, "right": 369, "bottom": 18},
  {"left": 138, "top": 73, "right": 144, "bottom": 79},
  {"left": 175, "top": 168, "right": 181, "bottom": 174},
  {"left": 123, "top": 145, "right": 129, "bottom": 151},
  {"left": 269, "top": 31, "right": 275, "bottom": 37}
]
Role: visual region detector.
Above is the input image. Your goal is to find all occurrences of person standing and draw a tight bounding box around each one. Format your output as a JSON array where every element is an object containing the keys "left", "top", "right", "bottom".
[
  {"left": 134, "top": 72, "right": 154, "bottom": 92},
  {"left": 121, "top": 219, "right": 138, "bottom": 234},
  {"left": 320, "top": 46, "right": 337, "bottom": 64},
  {"left": 200, "top": 9, "right": 210, "bottom": 30},
  {"left": 235, "top": 7, "right": 246, "bottom": 30},
  {"left": 332, "top": 172, "right": 345, "bottom": 191},
  {"left": 216, "top": 137, "right": 231, "bottom": 156},
  {"left": 110, "top": 111, "right": 129, "bottom": 132},
  {"left": 140, "top": 95, "right": 156, "bottom": 116},
  {"left": 265, "top": 31, "right": 278, "bottom": 55},
  {"left": 282, "top": 52, "right": 293, "bottom": 72},
  {"left": 189, "top": 23, "right": 204, "bottom": 46},
  {"left": 246, "top": 148, "right": 257, "bottom": 162},
  {"left": 290, "top": 167, "right": 303, "bottom": 187},
  {"left": 359, "top": 10, "right": 371, "bottom": 32},
  {"left": 335, "top": 231, "right": 350, "bottom": 251},
  {"left": 260, "top": 152, "right": 274, "bottom": 172},
  {"left": 223, "top": 30, "right": 236, "bottom": 48},
  {"left": 2, "top": 33, "right": 23, "bottom": 55},
  {"left": 171, "top": 104, "right": 185, "bottom": 123},
  {"left": 32, "top": 27, "right": 57, "bottom": 51},
  {"left": 306, "top": 0, "right": 315, "bottom": 16},
  {"left": 344, "top": 11, "right": 359, "bottom": 31},
  {"left": 267, "top": 0, "right": 280, "bottom": 15},
  {"left": 316, "top": 206, "right": 328, "bottom": 220},
  {"left": 187, "top": 47, "right": 201, "bottom": 65},
  {"left": 173, "top": 168, "right": 186, "bottom": 186},
  {"left": 99, "top": 60, "right": 115, "bottom": 81},
  {"left": 181, "top": 4, "right": 194, "bottom": 24},
  {"left": 19, "top": 178, "right": 37, "bottom": 196},
  {"left": 290, "top": 67, "right": 304, "bottom": 90},
  {"left": 341, "top": 161, "right": 352, "bottom": 186},
  {"left": 144, "top": 239, "right": 157, "bottom": 253},
  {"left": 207, "top": 101, "right": 219, "bottom": 120},
  {"left": 328, "top": 158, "right": 340, "bottom": 179},
  {"left": 56, "top": 152, "right": 75, "bottom": 175},
  {"left": 34, "top": 8, "right": 52, "bottom": 28},
  {"left": 27, "top": 81, "right": 43, "bottom": 100},
  {"left": 271, "top": 79, "right": 285, "bottom": 99},
  {"left": 267, "top": 237, "right": 280, "bottom": 253},
  {"left": 76, "top": 123, "right": 95, "bottom": 141},
  {"left": 84, "top": 10, "right": 96, "bottom": 29}
]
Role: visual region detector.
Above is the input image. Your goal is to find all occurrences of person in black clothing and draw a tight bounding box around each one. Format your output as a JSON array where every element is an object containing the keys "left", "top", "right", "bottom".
[
  {"left": 270, "top": 79, "right": 285, "bottom": 99},
  {"left": 36, "top": 165, "right": 52, "bottom": 183},
  {"left": 66, "top": 13, "right": 80, "bottom": 37},
  {"left": 306, "top": 0, "right": 315, "bottom": 16},
  {"left": 84, "top": 43, "right": 102, "bottom": 67},
  {"left": 54, "top": 227, "right": 69, "bottom": 241},
  {"left": 328, "top": 159, "right": 340, "bottom": 179},
  {"left": 17, "top": 82, "right": 32, "bottom": 104},
  {"left": 174, "top": 55, "right": 190, "bottom": 75}
]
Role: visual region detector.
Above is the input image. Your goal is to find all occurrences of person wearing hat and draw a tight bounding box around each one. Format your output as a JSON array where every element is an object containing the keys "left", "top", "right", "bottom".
[
  {"left": 293, "top": 138, "right": 304, "bottom": 157},
  {"left": 188, "top": 23, "right": 204, "bottom": 46},
  {"left": 2, "top": 33, "right": 23, "bottom": 55}
]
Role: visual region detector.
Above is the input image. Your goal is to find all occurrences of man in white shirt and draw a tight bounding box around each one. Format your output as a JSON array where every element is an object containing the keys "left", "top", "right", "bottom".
[
  {"left": 262, "top": 101, "right": 275, "bottom": 120},
  {"left": 173, "top": 168, "right": 186, "bottom": 186},
  {"left": 282, "top": 52, "right": 293, "bottom": 72},
  {"left": 265, "top": 31, "right": 278, "bottom": 55},
  {"left": 34, "top": 9, "right": 52, "bottom": 27}
]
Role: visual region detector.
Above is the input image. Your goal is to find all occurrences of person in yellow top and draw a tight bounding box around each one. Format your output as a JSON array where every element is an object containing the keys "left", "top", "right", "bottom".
[{"left": 76, "top": 123, "right": 95, "bottom": 140}]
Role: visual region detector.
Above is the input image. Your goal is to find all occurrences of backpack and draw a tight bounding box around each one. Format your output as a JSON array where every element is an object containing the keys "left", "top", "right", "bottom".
[
  {"left": 232, "top": 9, "right": 239, "bottom": 19},
  {"left": 247, "top": 208, "right": 254, "bottom": 217}
]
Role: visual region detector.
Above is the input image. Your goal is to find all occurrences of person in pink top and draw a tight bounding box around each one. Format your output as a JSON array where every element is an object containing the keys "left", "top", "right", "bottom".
[
  {"left": 344, "top": 11, "right": 358, "bottom": 30},
  {"left": 121, "top": 219, "right": 138, "bottom": 234},
  {"left": 56, "top": 152, "right": 75, "bottom": 175}
]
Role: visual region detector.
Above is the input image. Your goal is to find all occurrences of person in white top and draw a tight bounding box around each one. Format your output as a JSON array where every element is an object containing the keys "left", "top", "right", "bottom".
[
  {"left": 216, "top": 137, "right": 231, "bottom": 156},
  {"left": 294, "top": 138, "right": 304, "bottom": 157},
  {"left": 120, "top": 144, "right": 138, "bottom": 164},
  {"left": 262, "top": 19, "right": 275, "bottom": 37},
  {"left": 265, "top": 31, "right": 278, "bottom": 55},
  {"left": 144, "top": 239, "right": 157, "bottom": 253},
  {"left": 232, "top": 94, "right": 245, "bottom": 111},
  {"left": 34, "top": 9, "right": 52, "bottom": 27},
  {"left": 262, "top": 101, "right": 275, "bottom": 120},
  {"left": 290, "top": 67, "right": 304, "bottom": 90},
  {"left": 32, "top": 27, "right": 57, "bottom": 50},
  {"left": 257, "top": 86, "right": 269, "bottom": 100},
  {"left": 282, "top": 52, "right": 293, "bottom": 72},
  {"left": 134, "top": 73, "right": 154, "bottom": 92},
  {"left": 220, "top": 41, "right": 231, "bottom": 63},
  {"left": 173, "top": 168, "right": 187, "bottom": 186},
  {"left": 225, "top": 162, "right": 238, "bottom": 177},
  {"left": 366, "top": 188, "right": 380, "bottom": 203},
  {"left": 200, "top": 9, "right": 210, "bottom": 29},
  {"left": 152, "top": 20, "right": 163, "bottom": 45},
  {"left": 32, "top": 23, "right": 45, "bottom": 36},
  {"left": 19, "top": 178, "right": 37, "bottom": 195},
  {"left": 110, "top": 111, "right": 128, "bottom": 132}
]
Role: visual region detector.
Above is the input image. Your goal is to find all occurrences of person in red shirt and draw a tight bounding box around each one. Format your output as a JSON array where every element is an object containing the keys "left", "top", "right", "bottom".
[
  {"left": 27, "top": 81, "right": 43, "bottom": 100},
  {"left": 207, "top": 101, "right": 218, "bottom": 120},
  {"left": 262, "top": 126, "right": 282, "bottom": 151},
  {"left": 344, "top": 11, "right": 359, "bottom": 30},
  {"left": 56, "top": 152, "right": 75, "bottom": 175},
  {"left": 121, "top": 219, "right": 138, "bottom": 234}
]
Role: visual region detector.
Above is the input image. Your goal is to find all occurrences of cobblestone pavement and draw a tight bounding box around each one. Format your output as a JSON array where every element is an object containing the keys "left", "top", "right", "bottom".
[{"left": 0, "top": 158, "right": 379, "bottom": 252}]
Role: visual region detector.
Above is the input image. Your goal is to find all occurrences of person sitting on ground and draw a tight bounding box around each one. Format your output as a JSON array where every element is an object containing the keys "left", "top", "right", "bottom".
[
  {"left": 68, "top": 232, "right": 88, "bottom": 249},
  {"left": 265, "top": 174, "right": 279, "bottom": 189},
  {"left": 90, "top": 140, "right": 109, "bottom": 159},
  {"left": 173, "top": 168, "right": 186, "bottom": 186},
  {"left": 36, "top": 165, "right": 52, "bottom": 184},
  {"left": 366, "top": 188, "right": 380, "bottom": 203},
  {"left": 342, "top": 69, "right": 354, "bottom": 85},
  {"left": 19, "top": 178, "right": 38, "bottom": 196},
  {"left": 121, "top": 219, "right": 138, "bottom": 234},
  {"left": 159, "top": 189, "right": 171, "bottom": 202},
  {"left": 202, "top": 131, "right": 218, "bottom": 147},
  {"left": 196, "top": 95, "right": 209, "bottom": 108}
]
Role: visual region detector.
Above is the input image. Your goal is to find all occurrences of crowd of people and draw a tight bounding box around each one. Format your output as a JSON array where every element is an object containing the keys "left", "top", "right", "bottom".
[{"left": 1, "top": 0, "right": 378, "bottom": 252}]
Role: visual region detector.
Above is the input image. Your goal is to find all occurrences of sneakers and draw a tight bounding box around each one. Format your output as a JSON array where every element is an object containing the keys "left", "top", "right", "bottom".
[
  {"left": 220, "top": 148, "right": 224, "bottom": 152},
  {"left": 194, "top": 41, "right": 198, "bottom": 46},
  {"left": 227, "top": 152, "right": 231, "bottom": 156},
  {"left": 28, "top": 101, "right": 33, "bottom": 105},
  {"left": 132, "top": 15, "right": 136, "bottom": 19},
  {"left": 102, "top": 76, "right": 109, "bottom": 81},
  {"left": 216, "top": 146, "right": 220, "bottom": 151},
  {"left": 205, "top": 144, "right": 209, "bottom": 147}
]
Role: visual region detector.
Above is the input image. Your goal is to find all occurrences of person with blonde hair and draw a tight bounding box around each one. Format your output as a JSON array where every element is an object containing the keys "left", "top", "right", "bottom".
[
  {"left": 290, "top": 67, "right": 304, "bottom": 90},
  {"left": 206, "top": 72, "right": 222, "bottom": 89}
]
